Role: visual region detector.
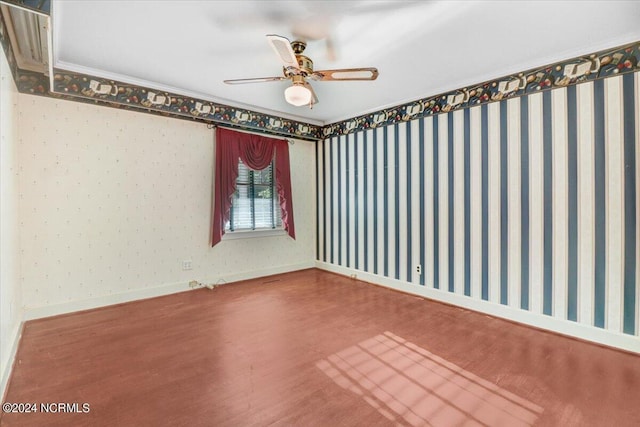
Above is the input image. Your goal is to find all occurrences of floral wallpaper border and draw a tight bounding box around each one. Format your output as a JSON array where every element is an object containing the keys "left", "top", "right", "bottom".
[
  {"left": 48, "top": 70, "right": 324, "bottom": 141},
  {"left": 1, "top": 5, "right": 639, "bottom": 141},
  {"left": 323, "top": 41, "right": 640, "bottom": 138}
]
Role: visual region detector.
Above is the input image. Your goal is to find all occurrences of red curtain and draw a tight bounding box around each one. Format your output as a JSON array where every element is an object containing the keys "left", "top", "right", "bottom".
[{"left": 211, "top": 127, "right": 296, "bottom": 246}]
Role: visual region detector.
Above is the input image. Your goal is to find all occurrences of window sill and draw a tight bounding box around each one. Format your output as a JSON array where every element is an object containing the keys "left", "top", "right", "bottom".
[{"left": 222, "top": 228, "right": 286, "bottom": 241}]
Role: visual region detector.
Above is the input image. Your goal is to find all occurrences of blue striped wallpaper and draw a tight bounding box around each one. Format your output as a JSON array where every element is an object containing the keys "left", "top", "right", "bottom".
[{"left": 316, "top": 72, "right": 640, "bottom": 338}]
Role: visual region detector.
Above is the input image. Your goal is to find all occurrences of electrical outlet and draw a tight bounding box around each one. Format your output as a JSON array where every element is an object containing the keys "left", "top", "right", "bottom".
[
  {"left": 416, "top": 264, "right": 422, "bottom": 275},
  {"left": 188, "top": 280, "right": 199, "bottom": 288},
  {"left": 182, "top": 260, "right": 193, "bottom": 270}
]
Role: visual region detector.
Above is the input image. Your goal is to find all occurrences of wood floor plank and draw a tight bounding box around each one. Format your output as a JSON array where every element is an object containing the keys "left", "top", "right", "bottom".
[{"left": 1, "top": 269, "right": 639, "bottom": 426}]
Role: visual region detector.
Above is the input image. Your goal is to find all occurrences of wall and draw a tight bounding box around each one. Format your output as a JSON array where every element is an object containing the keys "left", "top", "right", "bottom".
[
  {"left": 316, "top": 72, "right": 640, "bottom": 352},
  {"left": 0, "top": 44, "right": 22, "bottom": 396},
  {"left": 18, "top": 95, "right": 316, "bottom": 318}
]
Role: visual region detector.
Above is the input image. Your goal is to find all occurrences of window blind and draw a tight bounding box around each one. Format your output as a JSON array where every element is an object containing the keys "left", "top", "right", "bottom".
[{"left": 227, "top": 159, "right": 282, "bottom": 231}]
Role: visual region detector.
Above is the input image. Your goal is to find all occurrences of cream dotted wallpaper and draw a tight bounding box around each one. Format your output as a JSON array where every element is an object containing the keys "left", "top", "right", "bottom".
[
  {"left": 1, "top": 45, "right": 22, "bottom": 381},
  {"left": 18, "top": 96, "right": 316, "bottom": 310}
]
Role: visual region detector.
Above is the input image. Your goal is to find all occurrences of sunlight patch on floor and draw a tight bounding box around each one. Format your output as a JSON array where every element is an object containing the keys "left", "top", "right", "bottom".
[{"left": 317, "top": 331, "right": 543, "bottom": 426}]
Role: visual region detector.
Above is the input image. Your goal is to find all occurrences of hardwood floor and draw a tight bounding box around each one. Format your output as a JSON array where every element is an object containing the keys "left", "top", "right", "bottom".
[{"left": 2, "top": 269, "right": 639, "bottom": 426}]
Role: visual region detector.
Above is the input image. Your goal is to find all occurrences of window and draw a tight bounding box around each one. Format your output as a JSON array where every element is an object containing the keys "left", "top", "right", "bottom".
[
  {"left": 211, "top": 127, "right": 295, "bottom": 246},
  {"left": 225, "top": 159, "right": 282, "bottom": 232}
]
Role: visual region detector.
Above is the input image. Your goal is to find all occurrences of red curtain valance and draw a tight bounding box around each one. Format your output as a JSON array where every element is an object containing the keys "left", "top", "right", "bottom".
[{"left": 211, "top": 127, "right": 296, "bottom": 246}]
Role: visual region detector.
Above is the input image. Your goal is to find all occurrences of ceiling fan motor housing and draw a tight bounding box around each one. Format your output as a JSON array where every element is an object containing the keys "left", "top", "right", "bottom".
[
  {"left": 284, "top": 54, "right": 313, "bottom": 77},
  {"left": 283, "top": 40, "right": 313, "bottom": 76},
  {"left": 296, "top": 55, "right": 313, "bottom": 75}
]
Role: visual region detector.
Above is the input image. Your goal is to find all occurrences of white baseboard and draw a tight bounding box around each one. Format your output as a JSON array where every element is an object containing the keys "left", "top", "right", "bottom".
[
  {"left": 315, "top": 261, "right": 640, "bottom": 354},
  {"left": 202, "top": 261, "right": 316, "bottom": 286},
  {"left": 1, "top": 320, "right": 23, "bottom": 402},
  {"left": 23, "top": 261, "right": 314, "bottom": 321}
]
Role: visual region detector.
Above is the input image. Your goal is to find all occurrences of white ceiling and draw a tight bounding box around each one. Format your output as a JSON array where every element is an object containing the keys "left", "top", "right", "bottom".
[{"left": 52, "top": 0, "right": 640, "bottom": 125}]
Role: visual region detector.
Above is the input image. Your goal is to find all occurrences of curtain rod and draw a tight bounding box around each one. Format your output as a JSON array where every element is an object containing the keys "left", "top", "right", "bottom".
[{"left": 207, "top": 124, "right": 294, "bottom": 145}]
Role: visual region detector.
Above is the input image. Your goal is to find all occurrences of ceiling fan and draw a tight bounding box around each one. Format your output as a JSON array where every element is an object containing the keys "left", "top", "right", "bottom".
[{"left": 224, "top": 35, "right": 379, "bottom": 107}]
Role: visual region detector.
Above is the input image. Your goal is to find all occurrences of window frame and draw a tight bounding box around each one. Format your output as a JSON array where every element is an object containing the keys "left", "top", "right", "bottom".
[{"left": 224, "top": 158, "right": 283, "bottom": 238}]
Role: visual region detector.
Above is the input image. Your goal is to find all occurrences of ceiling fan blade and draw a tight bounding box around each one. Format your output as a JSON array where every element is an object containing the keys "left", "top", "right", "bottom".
[
  {"left": 303, "top": 82, "right": 319, "bottom": 105},
  {"left": 266, "top": 34, "right": 299, "bottom": 70},
  {"left": 310, "top": 67, "right": 379, "bottom": 81},
  {"left": 224, "top": 76, "right": 288, "bottom": 85}
]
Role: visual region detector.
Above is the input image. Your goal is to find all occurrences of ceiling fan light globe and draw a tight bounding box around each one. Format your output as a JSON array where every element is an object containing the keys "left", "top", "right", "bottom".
[{"left": 284, "top": 84, "right": 312, "bottom": 106}]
